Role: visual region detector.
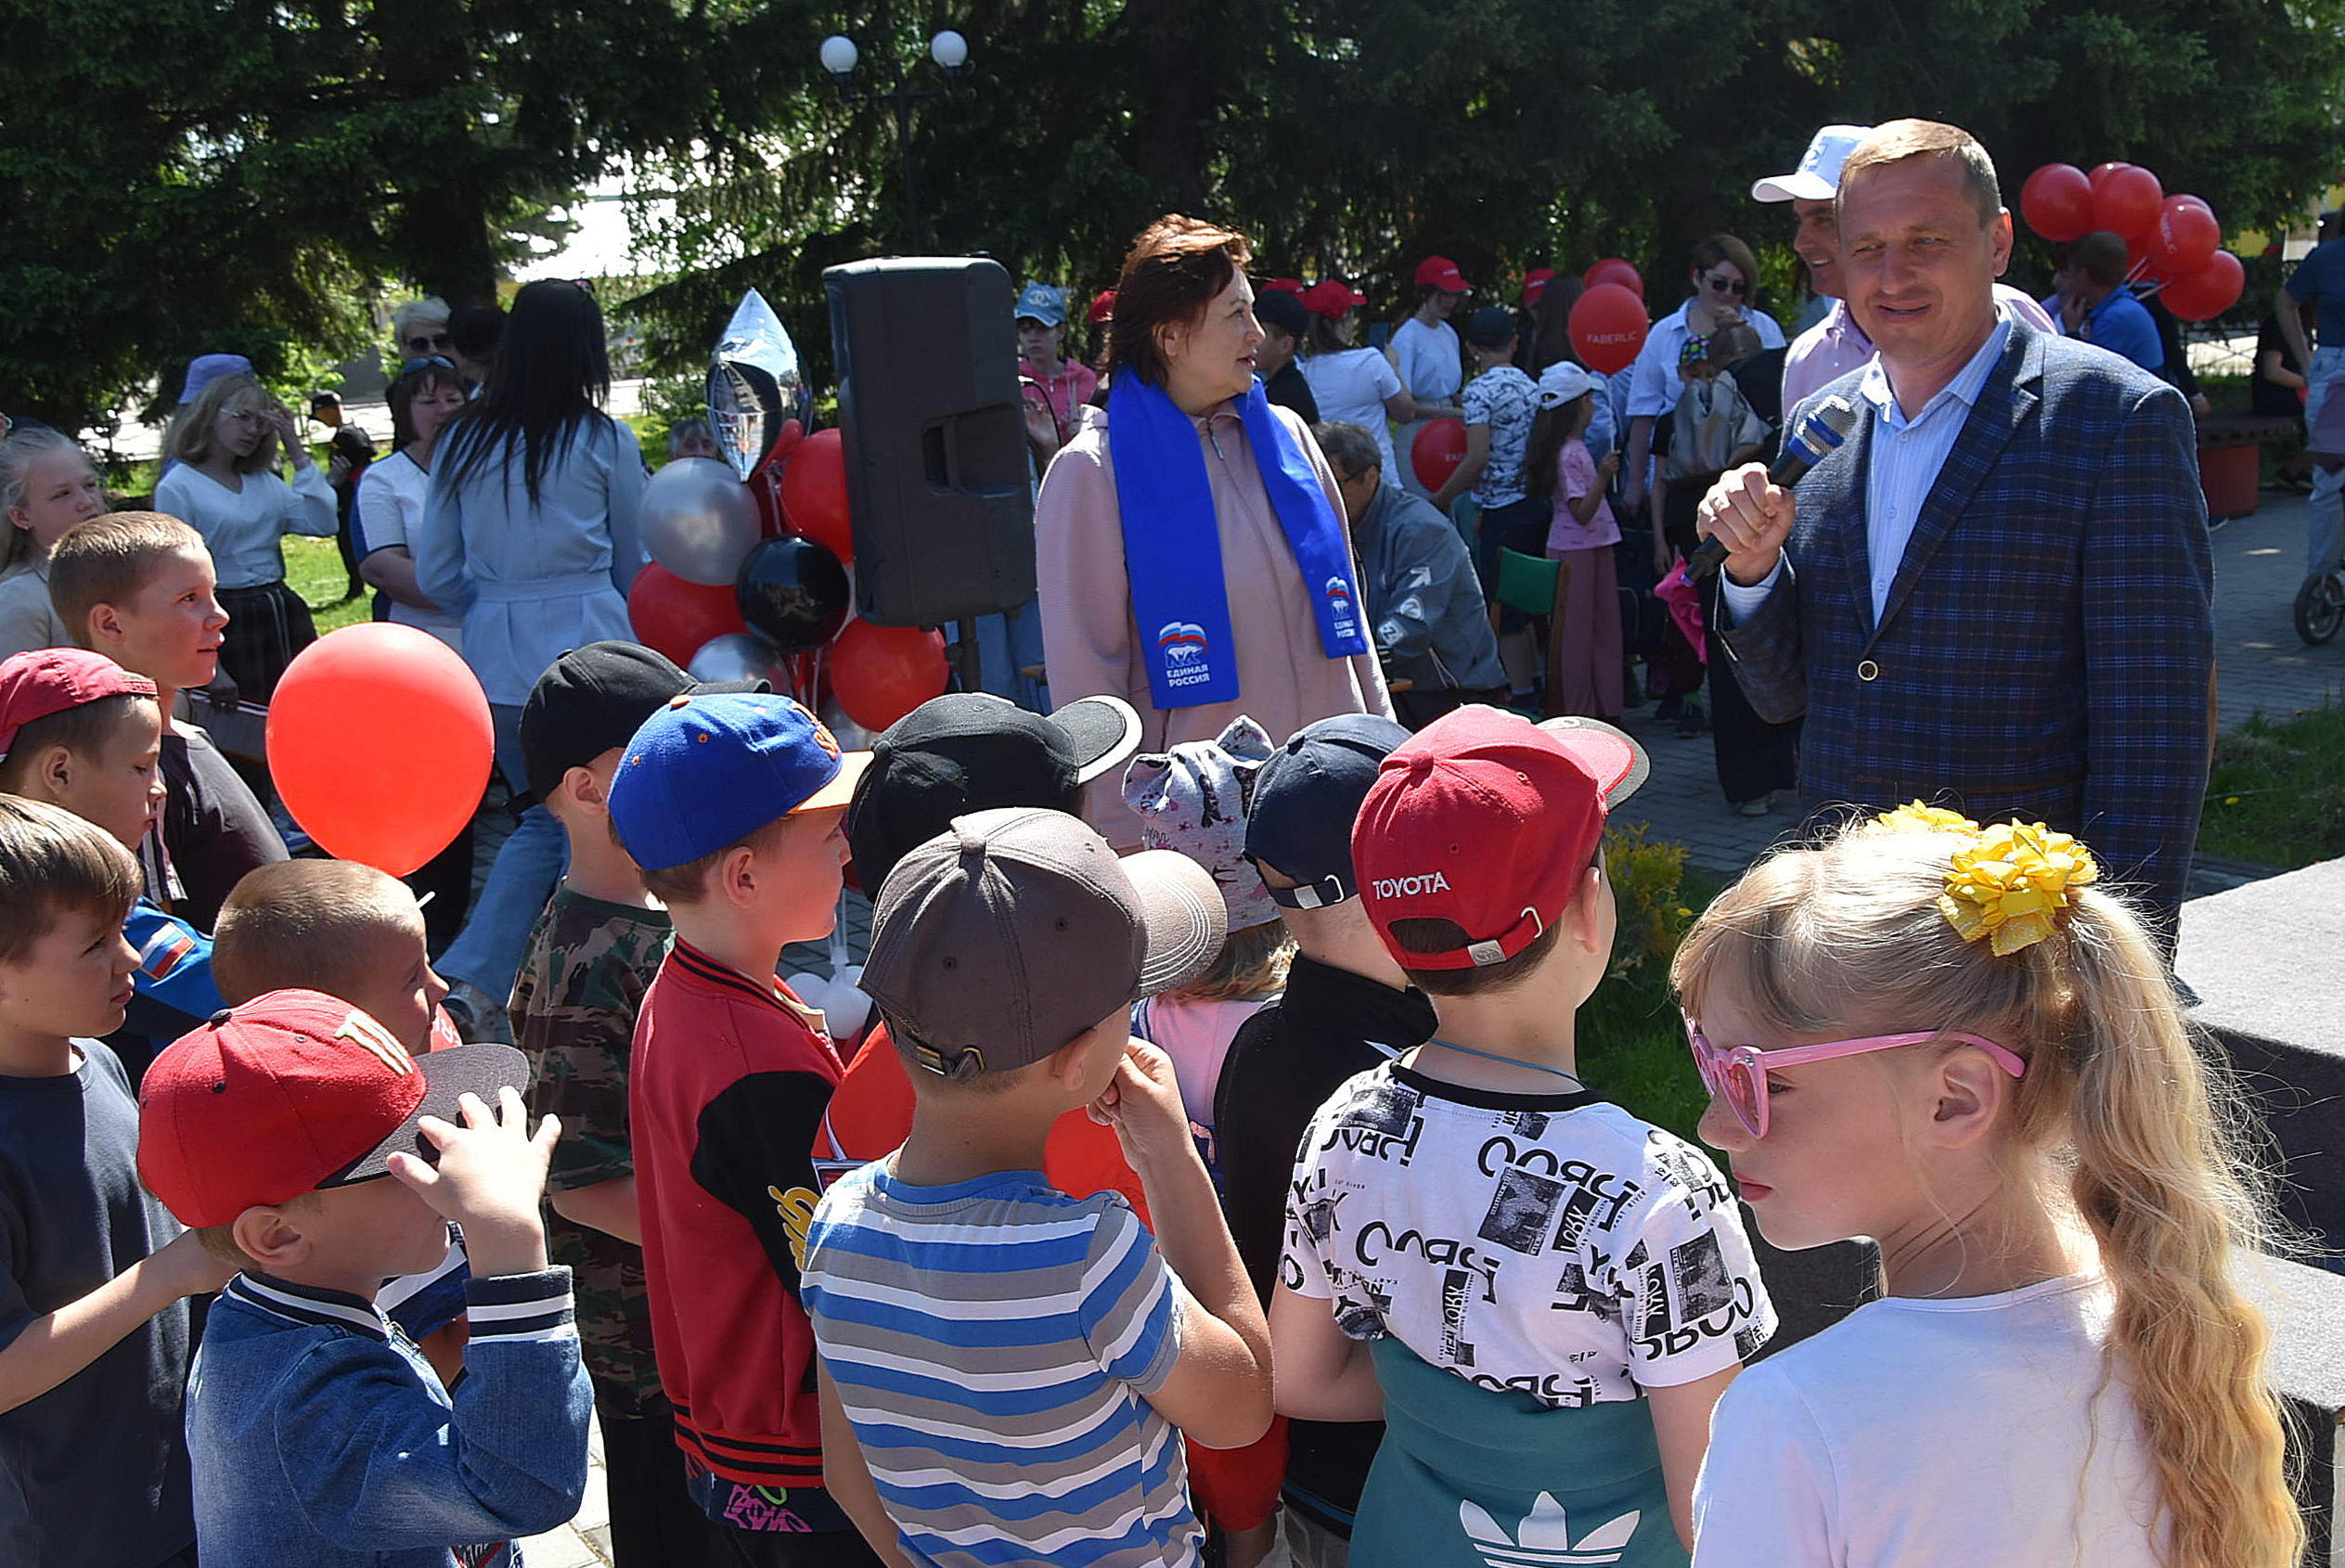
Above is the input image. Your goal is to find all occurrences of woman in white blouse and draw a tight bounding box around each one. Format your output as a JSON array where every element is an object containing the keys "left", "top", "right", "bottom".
[
  {"left": 1298, "top": 279, "right": 1415, "bottom": 482},
  {"left": 153, "top": 373, "right": 336, "bottom": 700},
  {"left": 1618, "top": 235, "right": 1785, "bottom": 520},
  {"left": 354, "top": 357, "right": 470, "bottom": 651}
]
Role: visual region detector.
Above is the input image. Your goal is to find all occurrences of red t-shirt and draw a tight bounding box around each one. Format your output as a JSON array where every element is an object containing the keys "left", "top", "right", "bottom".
[
  {"left": 817, "top": 1022, "right": 1152, "bottom": 1227},
  {"left": 630, "top": 940, "right": 844, "bottom": 1493}
]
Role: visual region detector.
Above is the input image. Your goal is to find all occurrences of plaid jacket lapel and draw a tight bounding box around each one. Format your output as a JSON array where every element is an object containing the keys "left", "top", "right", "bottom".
[
  {"left": 1868, "top": 326, "right": 2042, "bottom": 648},
  {"left": 1836, "top": 413, "right": 1880, "bottom": 641}
]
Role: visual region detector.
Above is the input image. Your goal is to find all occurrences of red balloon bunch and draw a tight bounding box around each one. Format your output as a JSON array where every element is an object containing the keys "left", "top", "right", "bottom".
[{"left": 2020, "top": 160, "right": 2242, "bottom": 322}]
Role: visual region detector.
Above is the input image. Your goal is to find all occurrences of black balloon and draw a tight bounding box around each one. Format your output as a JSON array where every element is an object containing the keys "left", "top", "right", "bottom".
[{"left": 736, "top": 536, "right": 851, "bottom": 653}]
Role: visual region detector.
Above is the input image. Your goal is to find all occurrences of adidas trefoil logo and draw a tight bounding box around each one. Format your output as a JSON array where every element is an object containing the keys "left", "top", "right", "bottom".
[{"left": 1460, "top": 1493, "right": 1641, "bottom": 1567}]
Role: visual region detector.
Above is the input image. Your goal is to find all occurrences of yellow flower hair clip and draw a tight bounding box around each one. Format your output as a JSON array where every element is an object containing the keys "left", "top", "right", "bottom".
[
  {"left": 1865, "top": 801, "right": 1980, "bottom": 836},
  {"left": 1937, "top": 821, "right": 2099, "bottom": 956}
]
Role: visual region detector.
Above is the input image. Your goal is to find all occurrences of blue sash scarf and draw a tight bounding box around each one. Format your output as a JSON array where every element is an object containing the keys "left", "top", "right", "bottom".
[{"left": 1109, "top": 376, "right": 1368, "bottom": 710}]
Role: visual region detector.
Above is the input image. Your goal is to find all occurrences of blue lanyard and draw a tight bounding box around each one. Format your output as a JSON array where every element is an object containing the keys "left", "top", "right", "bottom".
[{"left": 1422, "top": 1036, "right": 1585, "bottom": 1086}]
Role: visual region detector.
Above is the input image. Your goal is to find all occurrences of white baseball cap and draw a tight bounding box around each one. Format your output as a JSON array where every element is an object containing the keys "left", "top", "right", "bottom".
[
  {"left": 1751, "top": 124, "right": 1875, "bottom": 203},
  {"left": 1537, "top": 361, "right": 1599, "bottom": 409}
]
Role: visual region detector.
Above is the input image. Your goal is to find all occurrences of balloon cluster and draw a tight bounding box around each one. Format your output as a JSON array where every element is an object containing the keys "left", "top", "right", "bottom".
[
  {"left": 2019, "top": 161, "right": 2244, "bottom": 322},
  {"left": 628, "top": 290, "right": 950, "bottom": 733}
]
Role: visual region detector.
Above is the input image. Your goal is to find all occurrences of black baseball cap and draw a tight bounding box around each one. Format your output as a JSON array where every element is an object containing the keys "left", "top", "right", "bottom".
[
  {"left": 847, "top": 693, "right": 1143, "bottom": 893},
  {"left": 1464, "top": 305, "right": 1519, "bottom": 348},
  {"left": 520, "top": 641, "right": 761, "bottom": 803},
  {"left": 1253, "top": 288, "right": 1309, "bottom": 340},
  {"left": 1244, "top": 713, "right": 1413, "bottom": 909}
]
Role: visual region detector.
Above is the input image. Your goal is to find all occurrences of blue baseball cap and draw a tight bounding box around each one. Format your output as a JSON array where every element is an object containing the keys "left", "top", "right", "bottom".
[
  {"left": 1014, "top": 281, "right": 1068, "bottom": 328},
  {"left": 1243, "top": 713, "right": 1413, "bottom": 909},
  {"left": 607, "top": 691, "right": 873, "bottom": 871}
]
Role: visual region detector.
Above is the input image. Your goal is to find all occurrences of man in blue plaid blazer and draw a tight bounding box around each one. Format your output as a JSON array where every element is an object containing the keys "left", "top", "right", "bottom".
[{"left": 1700, "top": 120, "right": 2211, "bottom": 941}]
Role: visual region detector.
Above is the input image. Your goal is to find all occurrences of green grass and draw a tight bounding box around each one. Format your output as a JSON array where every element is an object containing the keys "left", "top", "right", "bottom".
[
  {"left": 284, "top": 534, "right": 373, "bottom": 633},
  {"left": 2201, "top": 700, "right": 2345, "bottom": 869}
]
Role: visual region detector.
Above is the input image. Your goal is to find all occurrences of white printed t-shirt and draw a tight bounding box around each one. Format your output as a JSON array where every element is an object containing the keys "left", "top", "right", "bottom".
[
  {"left": 1691, "top": 1273, "right": 2161, "bottom": 1568},
  {"left": 1282, "top": 1064, "right": 1774, "bottom": 1407}
]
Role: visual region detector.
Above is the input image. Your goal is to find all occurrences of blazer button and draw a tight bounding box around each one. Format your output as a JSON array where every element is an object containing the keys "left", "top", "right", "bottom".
[{"left": 1857, "top": 659, "right": 1880, "bottom": 682}]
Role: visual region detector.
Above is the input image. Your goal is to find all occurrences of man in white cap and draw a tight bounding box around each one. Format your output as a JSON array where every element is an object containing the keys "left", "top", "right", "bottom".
[{"left": 1756, "top": 123, "right": 2055, "bottom": 410}]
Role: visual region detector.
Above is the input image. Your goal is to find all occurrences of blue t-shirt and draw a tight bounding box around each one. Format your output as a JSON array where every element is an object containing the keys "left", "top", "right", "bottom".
[
  {"left": 2286, "top": 237, "right": 2345, "bottom": 348},
  {"left": 2084, "top": 290, "right": 2163, "bottom": 374},
  {"left": 0, "top": 1041, "right": 193, "bottom": 1568},
  {"left": 802, "top": 1163, "right": 1193, "bottom": 1568}
]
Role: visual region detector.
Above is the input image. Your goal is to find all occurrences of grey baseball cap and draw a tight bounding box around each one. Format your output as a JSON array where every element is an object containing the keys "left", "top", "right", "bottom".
[{"left": 863, "top": 806, "right": 1227, "bottom": 1080}]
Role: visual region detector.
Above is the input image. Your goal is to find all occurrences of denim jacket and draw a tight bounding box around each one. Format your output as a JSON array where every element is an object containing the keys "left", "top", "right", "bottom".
[{"left": 187, "top": 1267, "right": 591, "bottom": 1568}]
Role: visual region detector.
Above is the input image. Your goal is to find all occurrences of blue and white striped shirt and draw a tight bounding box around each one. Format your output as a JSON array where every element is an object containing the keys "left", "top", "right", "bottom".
[{"left": 803, "top": 1163, "right": 1195, "bottom": 1568}]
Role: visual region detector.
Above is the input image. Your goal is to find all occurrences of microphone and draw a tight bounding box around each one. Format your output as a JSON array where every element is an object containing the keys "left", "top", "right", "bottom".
[{"left": 1688, "top": 394, "right": 1861, "bottom": 581}]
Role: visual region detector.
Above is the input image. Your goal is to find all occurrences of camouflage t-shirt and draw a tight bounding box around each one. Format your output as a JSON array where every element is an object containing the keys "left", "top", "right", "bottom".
[{"left": 511, "top": 885, "right": 674, "bottom": 1416}]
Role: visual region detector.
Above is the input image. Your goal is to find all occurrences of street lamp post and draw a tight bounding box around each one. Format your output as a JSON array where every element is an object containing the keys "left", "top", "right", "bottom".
[{"left": 818, "top": 13, "right": 971, "bottom": 251}]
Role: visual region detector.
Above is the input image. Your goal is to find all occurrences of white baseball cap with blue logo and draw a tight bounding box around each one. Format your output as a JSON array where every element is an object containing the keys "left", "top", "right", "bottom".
[{"left": 1751, "top": 124, "right": 1875, "bottom": 203}]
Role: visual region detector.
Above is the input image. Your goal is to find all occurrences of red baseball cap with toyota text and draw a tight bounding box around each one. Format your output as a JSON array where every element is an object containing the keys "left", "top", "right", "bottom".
[
  {"left": 1414, "top": 256, "right": 1472, "bottom": 292},
  {"left": 1352, "top": 708, "right": 1647, "bottom": 970},
  {"left": 0, "top": 649, "right": 155, "bottom": 759},
  {"left": 137, "top": 988, "right": 528, "bottom": 1227}
]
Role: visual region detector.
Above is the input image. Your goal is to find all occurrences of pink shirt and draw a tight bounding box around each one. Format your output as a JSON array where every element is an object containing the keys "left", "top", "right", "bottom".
[
  {"left": 1020, "top": 357, "right": 1100, "bottom": 447},
  {"left": 1035, "top": 398, "right": 1395, "bottom": 846},
  {"left": 1546, "top": 439, "right": 1619, "bottom": 554},
  {"left": 1782, "top": 289, "right": 2061, "bottom": 411}
]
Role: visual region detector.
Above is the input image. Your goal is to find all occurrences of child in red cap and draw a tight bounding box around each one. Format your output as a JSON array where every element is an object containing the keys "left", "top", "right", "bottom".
[
  {"left": 138, "top": 989, "right": 590, "bottom": 1568},
  {"left": 1269, "top": 706, "right": 1772, "bottom": 1568},
  {"left": 0, "top": 647, "right": 226, "bottom": 1073}
]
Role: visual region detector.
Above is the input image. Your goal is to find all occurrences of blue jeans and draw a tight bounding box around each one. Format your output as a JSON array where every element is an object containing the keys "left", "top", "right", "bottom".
[
  {"left": 2306, "top": 346, "right": 2345, "bottom": 578},
  {"left": 435, "top": 702, "right": 566, "bottom": 1008}
]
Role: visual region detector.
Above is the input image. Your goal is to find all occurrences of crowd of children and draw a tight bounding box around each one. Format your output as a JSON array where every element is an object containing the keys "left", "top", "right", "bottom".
[{"left": 0, "top": 499, "right": 2308, "bottom": 1568}]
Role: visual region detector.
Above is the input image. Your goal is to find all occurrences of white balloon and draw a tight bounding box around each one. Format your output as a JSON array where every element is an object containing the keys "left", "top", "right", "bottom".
[
  {"left": 688, "top": 632, "right": 779, "bottom": 685},
  {"left": 642, "top": 457, "right": 760, "bottom": 586}
]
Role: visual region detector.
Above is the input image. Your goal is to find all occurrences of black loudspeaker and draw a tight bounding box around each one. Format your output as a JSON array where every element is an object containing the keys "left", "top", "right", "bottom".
[{"left": 823, "top": 257, "right": 1036, "bottom": 628}]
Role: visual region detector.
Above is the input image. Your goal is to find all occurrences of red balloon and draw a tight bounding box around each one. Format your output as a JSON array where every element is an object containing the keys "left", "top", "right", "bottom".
[
  {"left": 1568, "top": 283, "right": 1650, "bottom": 376},
  {"left": 2091, "top": 164, "right": 2162, "bottom": 242},
  {"left": 1411, "top": 418, "right": 1468, "bottom": 491},
  {"left": 2148, "top": 195, "right": 2221, "bottom": 276},
  {"left": 829, "top": 620, "right": 948, "bottom": 731},
  {"left": 2089, "top": 161, "right": 2132, "bottom": 192},
  {"left": 2019, "top": 163, "right": 2094, "bottom": 242},
  {"left": 780, "top": 426, "right": 854, "bottom": 563},
  {"left": 2159, "top": 250, "right": 2245, "bottom": 322},
  {"left": 1582, "top": 258, "right": 1644, "bottom": 299},
  {"left": 629, "top": 561, "right": 747, "bottom": 666},
  {"left": 265, "top": 624, "right": 492, "bottom": 877}
]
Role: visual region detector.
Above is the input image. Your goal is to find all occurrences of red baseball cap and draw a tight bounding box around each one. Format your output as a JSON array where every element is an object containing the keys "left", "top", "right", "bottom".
[
  {"left": 1524, "top": 267, "right": 1559, "bottom": 307},
  {"left": 137, "top": 988, "right": 528, "bottom": 1227},
  {"left": 1415, "top": 255, "right": 1472, "bottom": 292},
  {"left": 1300, "top": 279, "right": 1370, "bottom": 319},
  {"left": 1352, "top": 709, "right": 1647, "bottom": 970},
  {"left": 1088, "top": 289, "right": 1116, "bottom": 326},
  {"left": 0, "top": 649, "right": 155, "bottom": 758},
  {"left": 1260, "top": 277, "right": 1306, "bottom": 296}
]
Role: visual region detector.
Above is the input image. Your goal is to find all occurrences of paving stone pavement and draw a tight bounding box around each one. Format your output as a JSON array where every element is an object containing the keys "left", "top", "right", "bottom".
[
  {"left": 518, "top": 495, "right": 2345, "bottom": 1568},
  {"left": 1608, "top": 490, "right": 2345, "bottom": 885}
]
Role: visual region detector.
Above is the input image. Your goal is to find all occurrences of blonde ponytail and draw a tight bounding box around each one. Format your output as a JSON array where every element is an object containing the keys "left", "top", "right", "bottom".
[
  {"left": 2050, "top": 895, "right": 2300, "bottom": 1568},
  {"left": 1674, "top": 825, "right": 2302, "bottom": 1568}
]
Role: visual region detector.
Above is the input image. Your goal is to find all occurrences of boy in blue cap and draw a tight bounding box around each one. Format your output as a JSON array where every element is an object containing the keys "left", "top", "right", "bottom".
[{"left": 605, "top": 690, "right": 878, "bottom": 1566}]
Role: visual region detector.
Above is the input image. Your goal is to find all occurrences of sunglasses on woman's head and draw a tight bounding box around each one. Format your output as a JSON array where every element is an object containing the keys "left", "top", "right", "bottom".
[
  {"left": 400, "top": 355, "right": 457, "bottom": 377},
  {"left": 1681, "top": 1015, "right": 2027, "bottom": 1139},
  {"left": 1704, "top": 275, "right": 1749, "bottom": 297}
]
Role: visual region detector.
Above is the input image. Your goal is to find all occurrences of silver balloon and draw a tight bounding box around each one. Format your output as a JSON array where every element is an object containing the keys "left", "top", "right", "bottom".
[
  {"left": 688, "top": 632, "right": 781, "bottom": 686},
  {"left": 708, "top": 289, "right": 808, "bottom": 481},
  {"left": 642, "top": 457, "right": 759, "bottom": 587}
]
